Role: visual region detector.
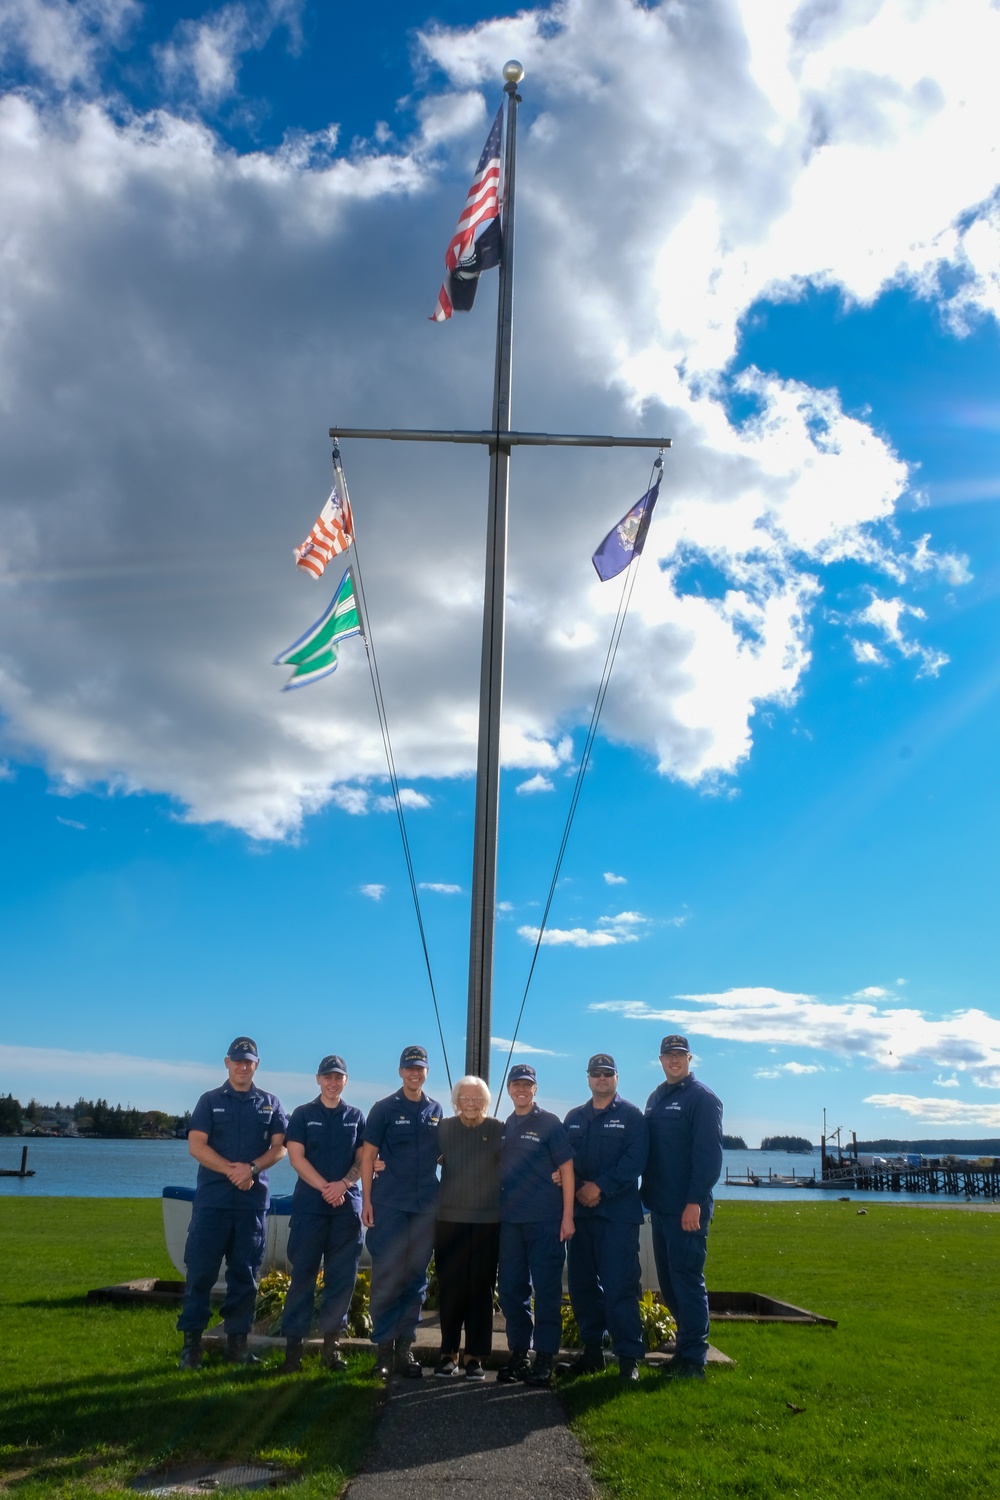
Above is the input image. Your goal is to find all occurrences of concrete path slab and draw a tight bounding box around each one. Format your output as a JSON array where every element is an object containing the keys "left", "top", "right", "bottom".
[{"left": 342, "top": 1374, "right": 595, "bottom": 1500}]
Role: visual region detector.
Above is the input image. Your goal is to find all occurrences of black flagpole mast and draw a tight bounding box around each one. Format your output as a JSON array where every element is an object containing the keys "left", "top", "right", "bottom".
[
  {"left": 331, "top": 61, "right": 672, "bottom": 1088},
  {"left": 465, "top": 60, "right": 523, "bottom": 1083}
]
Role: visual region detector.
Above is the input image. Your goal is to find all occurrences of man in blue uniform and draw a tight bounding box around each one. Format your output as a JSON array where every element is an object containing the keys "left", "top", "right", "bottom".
[
  {"left": 281, "top": 1053, "right": 365, "bottom": 1373},
  {"left": 642, "top": 1034, "right": 723, "bottom": 1380},
  {"left": 360, "top": 1045, "right": 443, "bottom": 1380},
  {"left": 177, "top": 1037, "right": 287, "bottom": 1369},
  {"left": 559, "top": 1053, "right": 648, "bottom": 1383},
  {"left": 497, "top": 1064, "right": 575, "bottom": 1388}
]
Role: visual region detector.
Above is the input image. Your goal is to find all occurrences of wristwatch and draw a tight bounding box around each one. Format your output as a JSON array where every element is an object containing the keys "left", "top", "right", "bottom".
[{"left": 249, "top": 1163, "right": 260, "bottom": 1181}]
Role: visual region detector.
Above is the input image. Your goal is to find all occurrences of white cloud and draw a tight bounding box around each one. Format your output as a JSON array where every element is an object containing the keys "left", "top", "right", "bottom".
[
  {"left": 0, "top": 1041, "right": 316, "bottom": 1115},
  {"left": 419, "top": 882, "right": 462, "bottom": 895},
  {"left": 55, "top": 815, "right": 86, "bottom": 830},
  {"left": 603, "top": 871, "right": 627, "bottom": 885},
  {"left": 755, "top": 1060, "right": 822, "bottom": 1079},
  {"left": 516, "top": 773, "right": 554, "bottom": 795},
  {"left": 0, "top": 761, "right": 14, "bottom": 780},
  {"left": 0, "top": 0, "right": 990, "bottom": 837},
  {"left": 491, "top": 1035, "right": 567, "bottom": 1057},
  {"left": 934, "top": 1075, "right": 960, "bottom": 1089},
  {"left": 497, "top": 900, "right": 513, "bottom": 912},
  {"left": 360, "top": 882, "right": 385, "bottom": 901},
  {"left": 373, "top": 789, "right": 431, "bottom": 812},
  {"left": 865, "top": 1094, "right": 1000, "bottom": 1127},
  {"left": 519, "top": 925, "right": 624, "bottom": 948},
  {"left": 854, "top": 986, "right": 890, "bottom": 999},
  {"left": 592, "top": 987, "right": 1000, "bottom": 1084}
]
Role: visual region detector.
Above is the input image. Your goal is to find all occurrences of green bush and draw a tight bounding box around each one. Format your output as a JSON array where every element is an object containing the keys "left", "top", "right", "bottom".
[{"left": 253, "top": 1267, "right": 373, "bottom": 1337}]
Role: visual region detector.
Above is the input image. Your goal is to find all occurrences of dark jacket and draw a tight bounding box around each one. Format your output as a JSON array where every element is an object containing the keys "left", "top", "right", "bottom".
[{"left": 641, "top": 1073, "right": 723, "bottom": 1217}]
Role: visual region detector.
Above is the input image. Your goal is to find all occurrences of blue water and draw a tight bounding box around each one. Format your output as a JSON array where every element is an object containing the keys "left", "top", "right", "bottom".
[{"left": 0, "top": 1139, "right": 959, "bottom": 1205}]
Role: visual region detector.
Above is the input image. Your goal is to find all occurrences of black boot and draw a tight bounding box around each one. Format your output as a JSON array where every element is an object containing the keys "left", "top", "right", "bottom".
[
  {"left": 372, "top": 1342, "right": 394, "bottom": 1380},
  {"left": 497, "top": 1349, "right": 530, "bottom": 1384},
  {"left": 394, "top": 1339, "right": 423, "bottom": 1378},
  {"left": 524, "top": 1352, "right": 554, "bottom": 1387},
  {"left": 225, "top": 1333, "right": 260, "bottom": 1366},
  {"left": 282, "top": 1336, "right": 303, "bottom": 1373},
  {"left": 178, "top": 1331, "right": 202, "bottom": 1370},
  {"left": 556, "top": 1344, "right": 606, "bottom": 1378},
  {"left": 618, "top": 1357, "right": 642, "bottom": 1383},
  {"left": 321, "top": 1336, "right": 348, "bottom": 1371}
]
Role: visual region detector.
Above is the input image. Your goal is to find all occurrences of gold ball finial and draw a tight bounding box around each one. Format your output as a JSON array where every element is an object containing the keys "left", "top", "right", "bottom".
[{"left": 503, "top": 60, "right": 524, "bottom": 84}]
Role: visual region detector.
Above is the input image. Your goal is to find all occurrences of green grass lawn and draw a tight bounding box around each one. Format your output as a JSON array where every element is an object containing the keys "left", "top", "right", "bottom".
[
  {"left": 4, "top": 1198, "right": 1000, "bottom": 1498},
  {"left": 0, "top": 1198, "right": 382, "bottom": 1498},
  {"left": 560, "top": 1200, "right": 1000, "bottom": 1499}
]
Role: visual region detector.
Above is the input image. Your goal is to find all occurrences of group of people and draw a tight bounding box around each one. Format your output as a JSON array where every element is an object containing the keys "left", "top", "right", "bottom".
[{"left": 176, "top": 1033, "right": 723, "bottom": 1384}]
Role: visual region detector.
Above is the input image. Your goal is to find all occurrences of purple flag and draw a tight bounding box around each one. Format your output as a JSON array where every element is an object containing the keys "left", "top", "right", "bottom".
[{"left": 592, "top": 477, "right": 661, "bottom": 582}]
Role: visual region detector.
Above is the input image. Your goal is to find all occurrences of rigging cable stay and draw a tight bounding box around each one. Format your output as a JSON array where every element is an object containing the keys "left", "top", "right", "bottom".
[
  {"left": 497, "top": 451, "right": 665, "bottom": 1096},
  {"left": 332, "top": 442, "right": 453, "bottom": 1089}
]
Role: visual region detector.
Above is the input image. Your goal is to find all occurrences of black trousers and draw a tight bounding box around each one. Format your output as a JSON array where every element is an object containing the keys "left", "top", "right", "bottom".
[{"left": 434, "top": 1219, "right": 500, "bottom": 1356}]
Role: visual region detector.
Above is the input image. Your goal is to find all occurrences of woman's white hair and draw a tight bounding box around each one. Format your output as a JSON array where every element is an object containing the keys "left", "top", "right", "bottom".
[{"left": 451, "top": 1074, "right": 491, "bottom": 1115}]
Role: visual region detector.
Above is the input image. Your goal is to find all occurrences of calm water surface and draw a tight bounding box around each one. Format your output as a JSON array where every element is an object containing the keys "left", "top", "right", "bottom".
[{"left": 0, "top": 1138, "right": 953, "bottom": 1205}]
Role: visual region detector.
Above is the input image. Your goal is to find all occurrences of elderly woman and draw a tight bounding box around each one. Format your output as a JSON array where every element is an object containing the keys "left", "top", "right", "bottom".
[{"left": 433, "top": 1075, "right": 504, "bottom": 1380}]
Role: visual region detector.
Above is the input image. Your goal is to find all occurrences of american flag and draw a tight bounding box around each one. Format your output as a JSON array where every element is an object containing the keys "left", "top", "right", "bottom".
[
  {"left": 294, "top": 483, "right": 354, "bottom": 579},
  {"left": 431, "top": 105, "right": 504, "bottom": 322}
]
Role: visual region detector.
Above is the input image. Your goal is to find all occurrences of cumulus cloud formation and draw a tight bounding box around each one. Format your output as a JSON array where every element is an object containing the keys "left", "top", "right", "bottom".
[
  {"left": 373, "top": 789, "right": 432, "bottom": 812},
  {"left": 603, "top": 871, "right": 627, "bottom": 885},
  {"left": 0, "top": 0, "right": 992, "bottom": 837},
  {"left": 360, "top": 882, "right": 385, "bottom": 900},
  {"left": 419, "top": 882, "right": 462, "bottom": 895},
  {"left": 865, "top": 1094, "right": 1000, "bottom": 1127},
  {"left": 519, "top": 909, "right": 647, "bottom": 947},
  {"left": 491, "top": 1035, "right": 566, "bottom": 1056},
  {"left": 755, "top": 1060, "right": 823, "bottom": 1079},
  {"left": 594, "top": 987, "right": 1000, "bottom": 1085},
  {"left": 516, "top": 773, "right": 554, "bottom": 795}
]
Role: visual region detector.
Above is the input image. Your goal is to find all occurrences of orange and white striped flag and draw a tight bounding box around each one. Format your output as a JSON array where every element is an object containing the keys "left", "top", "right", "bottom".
[{"left": 294, "top": 483, "right": 354, "bottom": 579}]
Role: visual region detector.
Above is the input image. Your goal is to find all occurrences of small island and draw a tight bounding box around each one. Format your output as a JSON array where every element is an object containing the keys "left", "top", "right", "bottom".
[
  {"left": 761, "top": 1134, "right": 813, "bottom": 1153},
  {"left": 722, "top": 1133, "right": 747, "bottom": 1150}
]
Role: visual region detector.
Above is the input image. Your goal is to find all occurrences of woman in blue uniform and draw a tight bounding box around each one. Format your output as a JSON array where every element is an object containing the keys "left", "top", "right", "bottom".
[
  {"left": 496, "top": 1064, "right": 575, "bottom": 1388},
  {"left": 281, "top": 1054, "right": 365, "bottom": 1372}
]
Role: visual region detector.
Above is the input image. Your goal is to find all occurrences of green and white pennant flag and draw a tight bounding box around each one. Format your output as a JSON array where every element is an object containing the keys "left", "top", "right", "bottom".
[{"left": 274, "top": 566, "right": 362, "bottom": 689}]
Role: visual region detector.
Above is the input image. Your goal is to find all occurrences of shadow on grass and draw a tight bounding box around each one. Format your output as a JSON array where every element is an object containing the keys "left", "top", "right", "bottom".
[{"left": 0, "top": 1363, "right": 381, "bottom": 1491}]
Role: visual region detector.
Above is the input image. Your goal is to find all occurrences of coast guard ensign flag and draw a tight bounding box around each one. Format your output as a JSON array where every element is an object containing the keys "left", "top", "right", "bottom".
[
  {"left": 592, "top": 476, "right": 662, "bottom": 582},
  {"left": 431, "top": 106, "right": 503, "bottom": 321}
]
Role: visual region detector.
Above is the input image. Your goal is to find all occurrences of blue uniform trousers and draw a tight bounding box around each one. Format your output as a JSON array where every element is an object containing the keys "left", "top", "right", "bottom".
[
  {"left": 281, "top": 1210, "right": 364, "bottom": 1338},
  {"left": 366, "top": 1203, "right": 436, "bottom": 1344},
  {"left": 177, "top": 1203, "right": 266, "bottom": 1335},
  {"left": 650, "top": 1212, "right": 710, "bottom": 1365},
  {"left": 498, "top": 1220, "right": 565, "bottom": 1355},
  {"left": 567, "top": 1218, "right": 644, "bottom": 1358}
]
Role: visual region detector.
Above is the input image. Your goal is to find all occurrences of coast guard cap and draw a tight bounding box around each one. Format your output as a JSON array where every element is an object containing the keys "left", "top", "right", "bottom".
[
  {"left": 508, "top": 1064, "right": 537, "bottom": 1083},
  {"left": 399, "top": 1044, "right": 429, "bottom": 1068},
  {"left": 317, "top": 1054, "right": 348, "bottom": 1076},
  {"left": 227, "top": 1036, "right": 259, "bottom": 1061},
  {"left": 588, "top": 1053, "right": 617, "bottom": 1074},
  {"left": 659, "top": 1034, "right": 690, "bottom": 1054}
]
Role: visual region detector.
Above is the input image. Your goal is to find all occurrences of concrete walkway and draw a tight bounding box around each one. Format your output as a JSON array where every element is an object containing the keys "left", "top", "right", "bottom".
[{"left": 342, "top": 1373, "right": 595, "bottom": 1500}]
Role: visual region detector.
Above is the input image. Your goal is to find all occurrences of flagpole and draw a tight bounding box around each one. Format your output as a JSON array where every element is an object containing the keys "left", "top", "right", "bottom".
[{"left": 465, "top": 61, "right": 523, "bottom": 1084}]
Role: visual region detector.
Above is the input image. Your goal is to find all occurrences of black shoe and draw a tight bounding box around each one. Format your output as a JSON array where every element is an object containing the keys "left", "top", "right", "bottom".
[
  {"left": 434, "top": 1353, "right": 459, "bottom": 1378},
  {"left": 667, "top": 1359, "right": 706, "bottom": 1381},
  {"left": 372, "top": 1342, "right": 394, "bottom": 1380},
  {"left": 497, "top": 1350, "right": 530, "bottom": 1384},
  {"left": 178, "top": 1331, "right": 202, "bottom": 1370},
  {"left": 556, "top": 1345, "right": 606, "bottom": 1378},
  {"left": 618, "top": 1357, "right": 641, "bottom": 1383},
  {"left": 225, "top": 1334, "right": 260, "bottom": 1366},
  {"left": 524, "top": 1353, "right": 554, "bottom": 1387},
  {"left": 464, "top": 1358, "right": 486, "bottom": 1381},
  {"left": 321, "top": 1337, "right": 347, "bottom": 1372},
  {"left": 394, "top": 1340, "right": 423, "bottom": 1378},
  {"left": 282, "top": 1337, "right": 303, "bottom": 1373}
]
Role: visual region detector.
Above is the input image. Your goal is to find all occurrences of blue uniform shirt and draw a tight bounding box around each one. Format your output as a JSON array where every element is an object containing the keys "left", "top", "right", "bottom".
[
  {"left": 188, "top": 1080, "right": 288, "bottom": 1210},
  {"left": 641, "top": 1073, "right": 723, "bottom": 1217},
  {"left": 500, "top": 1104, "right": 573, "bottom": 1223},
  {"left": 286, "top": 1097, "right": 366, "bottom": 1216},
  {"left": 563, "top": 1094, "right": 648, "bottom": 1223},
  {"left": 363, "top": 1088, "right": 443, "bottom": 1213}
]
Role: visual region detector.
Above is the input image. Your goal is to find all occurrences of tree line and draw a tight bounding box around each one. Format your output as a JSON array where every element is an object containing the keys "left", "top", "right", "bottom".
[{"left": 0, "top": 1093, "right": 190, "bottom": 1138}]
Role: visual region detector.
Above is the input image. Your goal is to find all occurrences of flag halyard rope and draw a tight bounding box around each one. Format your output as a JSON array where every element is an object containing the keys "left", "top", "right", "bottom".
[
  {"left": 497, "top": 453, "right": 665, "bottom": 1095},
  {"left": 331, "top": 443, "right": 453, "bottom": 1089}
]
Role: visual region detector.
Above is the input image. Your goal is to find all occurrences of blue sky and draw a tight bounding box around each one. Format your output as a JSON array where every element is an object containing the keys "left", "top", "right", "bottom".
[{"left": 2, "top": 0, "right": 999, "bottom": 1146}]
